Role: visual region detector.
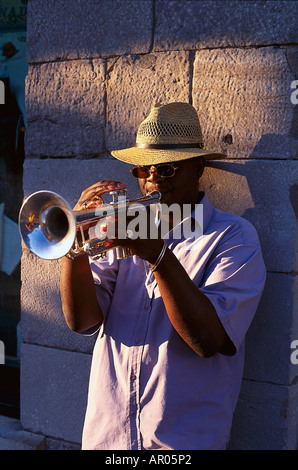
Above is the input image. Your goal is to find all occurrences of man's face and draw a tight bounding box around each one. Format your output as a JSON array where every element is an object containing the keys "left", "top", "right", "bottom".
[{"left": 137, "top": 157, "right": 204, "bottom": 207}]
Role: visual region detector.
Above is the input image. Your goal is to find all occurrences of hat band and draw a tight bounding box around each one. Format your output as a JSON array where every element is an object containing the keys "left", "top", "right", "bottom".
[{"left": 135, "top": 142, "right": 204, "bottom": 150}]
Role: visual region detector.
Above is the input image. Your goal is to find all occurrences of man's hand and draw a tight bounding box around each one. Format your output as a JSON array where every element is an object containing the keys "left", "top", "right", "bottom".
[
  {"left": 73, "top": 180, "right": 127, "bottom": 211},
  {"left": 73, "top": 180, "right": 164, "bottom": 264}
]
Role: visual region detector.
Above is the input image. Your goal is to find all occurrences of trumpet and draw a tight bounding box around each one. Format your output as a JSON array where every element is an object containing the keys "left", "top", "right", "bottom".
[{"left": 18, "top": 188, "right": 161, "bottom": 261}]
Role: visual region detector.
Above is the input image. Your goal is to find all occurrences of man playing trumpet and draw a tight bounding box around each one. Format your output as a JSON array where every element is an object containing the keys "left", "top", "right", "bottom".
[{"left": 60, "top": 102, "right": 266, "bottom": 450}]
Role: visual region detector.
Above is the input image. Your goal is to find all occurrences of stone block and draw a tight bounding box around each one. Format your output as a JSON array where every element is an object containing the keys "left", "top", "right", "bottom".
[
  {"left": 106, "top": 51, "right": 192, "bottom": 152},
  {"left": 200, "top": 159, "right": 298, "bottom": 273},
  {"left": 154, "top": 1, "right": 298, "bottom": 51},
  {"left": 21, "top": 157, "right": 140, "bottom": 352},
  {"left": 0, "top": 415, "right": 45, "bottom": 450},
  {"left": 45, "top": 437, "right": 81, "bottom": 450},
  {"left": 286, "top": 46, "right": 298, "bottom": 77},
  {"left": 20, "top": 343, "right": 91, "bottom": 444},
  {"left": 22, "top": 156, "right": 140, "bottom": 210},
  {"left": 25, "top": 59, "right": 106, "bottom": 157},
  {"left": 21, "top": 251, "right": 95, "bottom": 354},
  {"left": 26, "top": 0, "right": 153, "bottom": 63},
  {"left": 229, "top": 379, "right": 298, "bottom": 450},
  {"left": 244, "top": 273, "right": 298, "bottom": 385},
  {"left": 193, "top": 47, "right": 297, "bottom": 159}
]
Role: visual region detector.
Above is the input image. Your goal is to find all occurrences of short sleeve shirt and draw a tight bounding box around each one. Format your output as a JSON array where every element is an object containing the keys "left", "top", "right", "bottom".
[{"left": 81, "top": 193, "right": 266, "bottom": 450}]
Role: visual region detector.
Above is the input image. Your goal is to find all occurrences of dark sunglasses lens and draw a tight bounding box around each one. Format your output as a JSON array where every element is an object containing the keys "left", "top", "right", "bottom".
[
  {"left": 157, "top": 165, "right": 175, "bottom": 177},
  {"left": 131, "top": 166, "right": 149, "bottom": 178},
  {"left": 131, "top": 164, "right": 176, "bottom": 178}
]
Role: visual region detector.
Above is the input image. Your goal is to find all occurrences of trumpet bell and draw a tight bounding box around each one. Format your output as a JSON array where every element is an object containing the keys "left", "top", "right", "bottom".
[
  {"left": 19, "top": 188, "right": 162, "bottom": 261},
  {"left": 18, "top": 191, "right": 76, "bottom": 260}
]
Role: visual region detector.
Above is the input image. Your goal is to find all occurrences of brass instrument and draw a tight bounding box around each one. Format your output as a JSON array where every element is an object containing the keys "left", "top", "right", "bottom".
[{"left": 18, "top": 189, "right": 161, "bottom": 260}]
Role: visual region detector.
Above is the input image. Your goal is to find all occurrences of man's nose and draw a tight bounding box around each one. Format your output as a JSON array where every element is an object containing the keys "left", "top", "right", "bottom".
[{"left": 146, "top": 166, "right": 162, "bottom": 182}]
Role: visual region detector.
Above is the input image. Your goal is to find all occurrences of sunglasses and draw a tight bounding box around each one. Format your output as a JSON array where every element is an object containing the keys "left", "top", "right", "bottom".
[{"left": 130, "top": 163, "right": 181, "bottom": 179}]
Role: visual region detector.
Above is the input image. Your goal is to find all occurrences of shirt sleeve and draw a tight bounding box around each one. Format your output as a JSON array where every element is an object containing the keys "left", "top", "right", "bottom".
[
  {"left": 76, "top": 252, "right": 118, "bottom": 337},
  {"left": 200, "top": 221, "right": 266, "bottom": 351}
]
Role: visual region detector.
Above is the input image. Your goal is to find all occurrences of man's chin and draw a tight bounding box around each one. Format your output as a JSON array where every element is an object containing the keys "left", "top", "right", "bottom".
[{"left": 160, "top": 193, "right": 177, "bottom": 207}]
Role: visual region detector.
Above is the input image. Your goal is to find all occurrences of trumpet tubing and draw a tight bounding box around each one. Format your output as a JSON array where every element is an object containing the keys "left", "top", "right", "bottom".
[{"left": 18, "top": 189, "right": 161, "bottom": 261}]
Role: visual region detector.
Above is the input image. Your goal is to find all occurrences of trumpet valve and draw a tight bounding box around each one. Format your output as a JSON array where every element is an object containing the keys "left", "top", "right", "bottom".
[{"left": 109, "top": 188, "right": 128, "bottom": 205}]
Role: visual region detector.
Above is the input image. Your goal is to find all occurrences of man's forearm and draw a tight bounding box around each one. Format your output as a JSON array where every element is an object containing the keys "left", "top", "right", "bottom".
[
  {"left": 60, "top": 254, "right": 103, "bottom": 333},
  {"left": 152, "top": 247, "right": 235, "bottom": 357}
]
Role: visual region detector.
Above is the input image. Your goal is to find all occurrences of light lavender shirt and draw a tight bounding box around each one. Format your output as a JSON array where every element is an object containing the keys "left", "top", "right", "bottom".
[{"left": 81, "top": 193, "right": 266, "bottom": 450}]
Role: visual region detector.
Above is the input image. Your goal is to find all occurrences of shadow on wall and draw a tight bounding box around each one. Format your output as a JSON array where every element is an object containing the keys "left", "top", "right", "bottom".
[{"left": 202, "top": 144, "right": 297, "bottom": 275}]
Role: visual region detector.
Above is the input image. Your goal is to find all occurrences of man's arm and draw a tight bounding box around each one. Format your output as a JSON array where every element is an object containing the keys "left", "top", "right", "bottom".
[
  {"left": 59, "top": 180, "right": 126, "bottom": 333},
  {"left": 60, "top": 254, "right": 103, "bottom": 333},
  {"left": 114, "top": 236, "right": 235, "bottom": 358},
  {"left": 151, "top": 244, "right": 236, "bottom": 358}
]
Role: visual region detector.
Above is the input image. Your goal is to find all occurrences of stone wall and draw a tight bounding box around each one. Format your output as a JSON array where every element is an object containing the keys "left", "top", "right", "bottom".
[{"left": 21, "top": 0, "right": 298, "bottom": 449}]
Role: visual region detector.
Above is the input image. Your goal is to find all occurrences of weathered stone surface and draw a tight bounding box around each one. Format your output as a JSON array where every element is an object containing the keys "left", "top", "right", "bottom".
[
  {"left": 21, "top": 158, "right": 139, "bottom": 352},
  {"left": 45, "top": 437, "right": 80, "bottom": 450},
  {"left": 244, "top": 273, "right": 298, "bottom": 386},
  {"left": 155, "top": 0, "right": 298, "bottom": 51},
  {"left": 26, "top": 0, "right": 153, "bottom": 63},
  {"left": 21, "top": 343, "right": 91, "bottom": 444},
  {"left": 106, "top": 51, "right": 192, "bottom": 152},
  {"left": 193, "top": 47, "right": 297, "bottom": 159},
  {"left": 286, "top": 46, "right": 298, "bottom": 77},
  {"left": 0, "top": 415, "right": 45, "bottom": 450},
  {"left": 21, "top": 251, "right": 95, "bottom": 354},
  {"left": 200, "top": 160, "right": 298, "bottom": 273},
  {"left": 229, "top": 379, "right": 298, "bottom": 450},
  {"left": 22, "top": 156, "right": 140, "bottom": 205},
  {"left": 25, "top": 47, "right": 298, "bottom": 161},
  {"left": 25, "top": 59, "right": 106, "bottom": 157}
]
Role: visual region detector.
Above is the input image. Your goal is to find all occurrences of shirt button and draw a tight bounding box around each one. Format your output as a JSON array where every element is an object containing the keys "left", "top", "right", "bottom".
[
  {"left": 130, "top": 411, "right": 136, "bottom": 416},
  {"left": 135, "top": 338, "right": 140, "bottom": 344},
  {"left": 131, "top": 374, "right": 136, "bottom": 380},
  {"left": 144, "top": 304, "right": 150, "bottom": 310}
]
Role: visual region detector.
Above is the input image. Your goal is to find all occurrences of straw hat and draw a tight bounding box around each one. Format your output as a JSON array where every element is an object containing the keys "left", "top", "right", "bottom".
[{"left": 111, "top": 102, "right": 226, "bottom": 165}]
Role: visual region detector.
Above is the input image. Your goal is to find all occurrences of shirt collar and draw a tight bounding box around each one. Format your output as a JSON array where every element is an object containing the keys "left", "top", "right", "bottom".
[{"left": 199, "top": 192, "right": 214, "bottom": 234}]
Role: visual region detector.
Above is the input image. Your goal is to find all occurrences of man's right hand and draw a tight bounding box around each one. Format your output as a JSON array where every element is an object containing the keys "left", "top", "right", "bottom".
[{"left": 73, "top": 180, "right": 127, "bottom": 211}]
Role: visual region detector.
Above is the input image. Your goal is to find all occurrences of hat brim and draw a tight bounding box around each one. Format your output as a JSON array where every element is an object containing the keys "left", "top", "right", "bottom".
[{"left": 111, "top": 147, "right": 226, "bottom": 166}]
